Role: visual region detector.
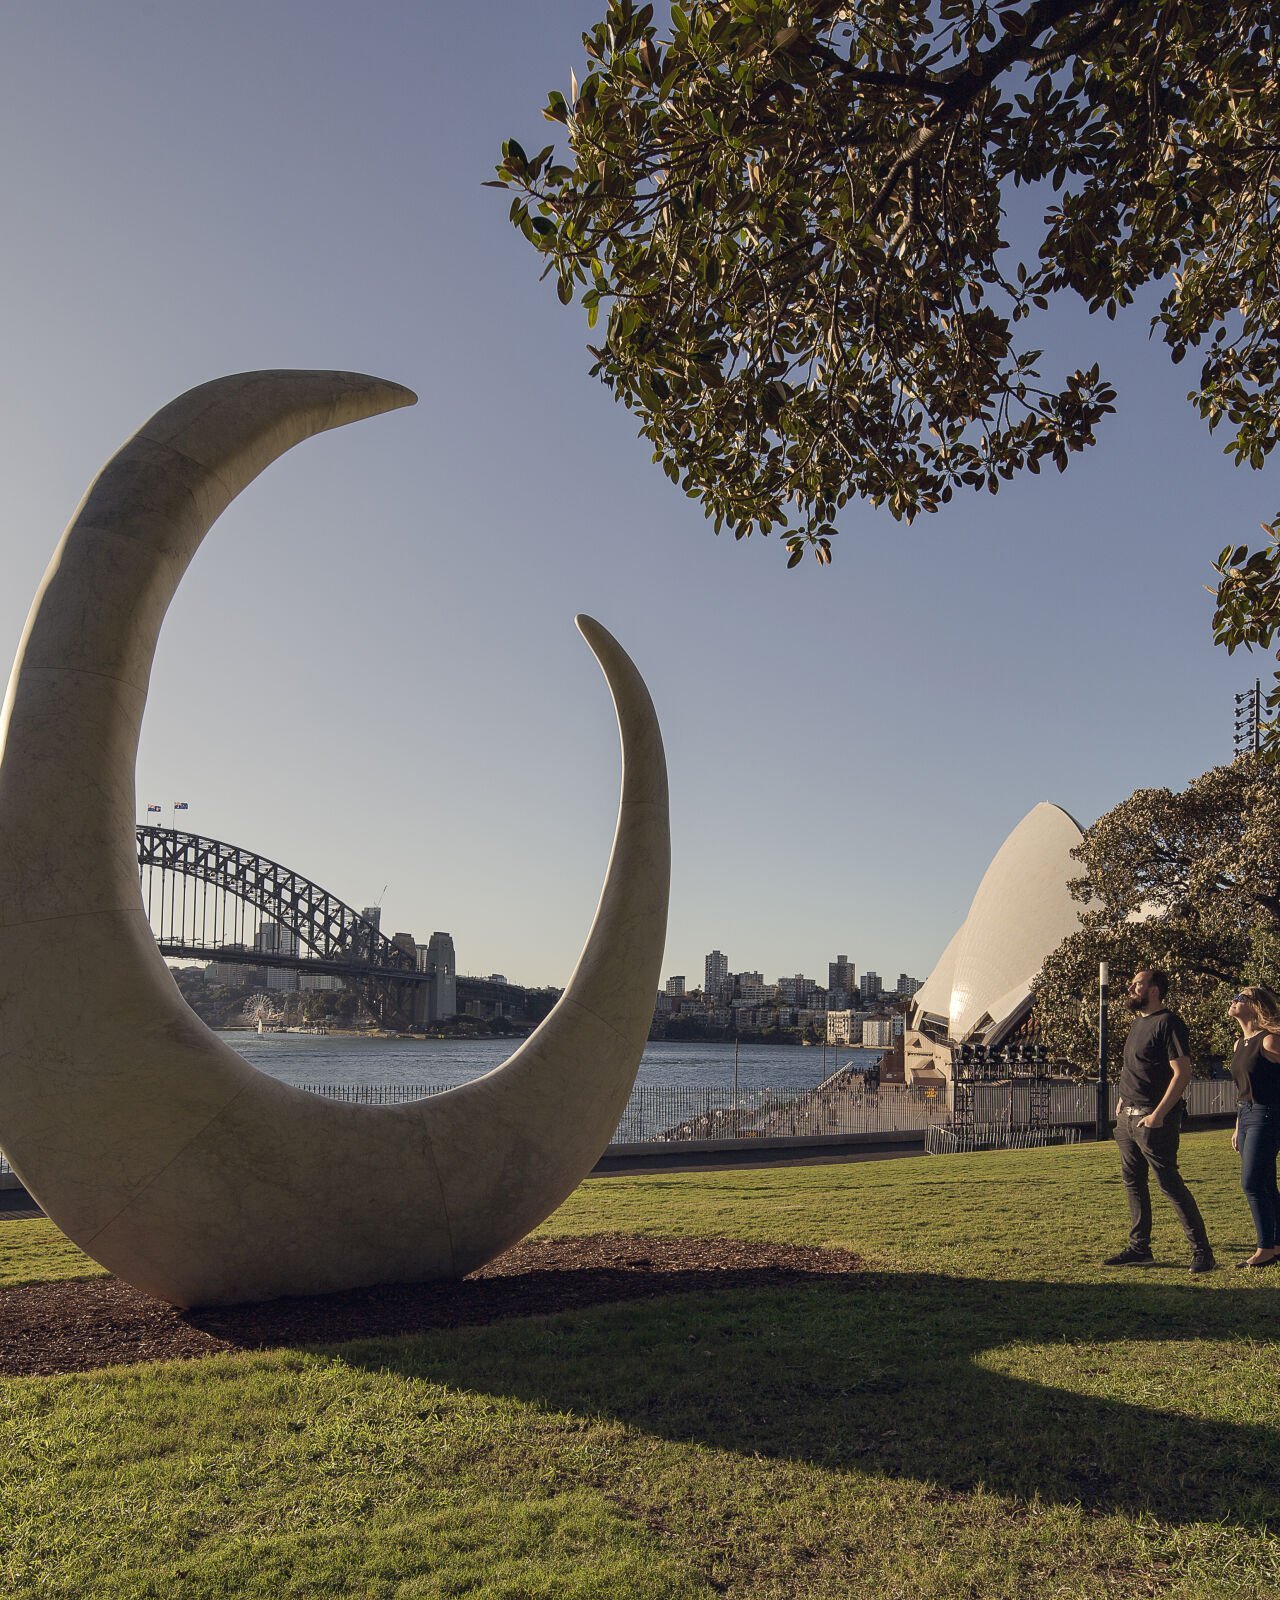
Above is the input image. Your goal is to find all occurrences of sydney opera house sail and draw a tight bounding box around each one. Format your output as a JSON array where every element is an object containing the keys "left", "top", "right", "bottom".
[{"left": 910, "top": 802, "right": 1086, "bottom": 1049}]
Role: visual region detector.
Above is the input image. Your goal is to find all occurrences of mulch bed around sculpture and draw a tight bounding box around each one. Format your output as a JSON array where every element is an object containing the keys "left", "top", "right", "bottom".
[{"left": 0, "top": 1234, "right": 867, "bottom": 1378}]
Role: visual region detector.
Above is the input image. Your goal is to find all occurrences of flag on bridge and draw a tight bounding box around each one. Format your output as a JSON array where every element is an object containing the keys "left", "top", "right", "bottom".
[
  {"left": 146, "top": 804, "right": 161, "bottom": 813},
  {"left": 174, "top": 802, "right": 188, "bottom": 811}
]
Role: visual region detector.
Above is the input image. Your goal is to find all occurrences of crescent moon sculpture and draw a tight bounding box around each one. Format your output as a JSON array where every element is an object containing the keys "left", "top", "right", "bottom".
[{"left": 0, "top": 371, "right": 670, "bottom": 1307}]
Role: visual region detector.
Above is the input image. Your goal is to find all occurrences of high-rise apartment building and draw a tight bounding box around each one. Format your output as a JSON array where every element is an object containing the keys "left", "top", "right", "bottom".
[
  {"left": 896, "top": 973, "right": 922, "bottom": 998},
  {"left": 355, "top": 905, "right": 383, "bottom": 964},
  {"left": 778, "top": 973, "right": 818, "bottom": 1007},
  {"left": 255, "top": 919, "right": 299, "bottom": 992},
  {"left": 665, "top": 975, "right": 686, "bottom": 997},
  {"left": 704, "top": 949, "right": 729, "bottom": 996},
  {"left": 255, "top": 920, "right": 297, "bottom": 958},
  {"left": 860, "top": 970, "right": 882, "bottom": 1002},
  {"left": 828, "top": 954, "right": 854, "bottom": 1007}
]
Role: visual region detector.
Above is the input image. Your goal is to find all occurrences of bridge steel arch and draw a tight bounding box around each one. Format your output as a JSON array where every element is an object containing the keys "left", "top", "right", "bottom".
[{"left": 135, "top": 825, "right": 423, "bottom": 1026}]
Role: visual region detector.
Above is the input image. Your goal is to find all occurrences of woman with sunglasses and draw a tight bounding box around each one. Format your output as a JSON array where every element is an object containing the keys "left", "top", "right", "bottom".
[{"left": 1228, "top": 985, "right": 1280, "bottom": 1268}]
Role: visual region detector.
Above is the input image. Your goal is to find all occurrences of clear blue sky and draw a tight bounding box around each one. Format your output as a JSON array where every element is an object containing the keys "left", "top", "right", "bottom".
[{"left": 0, "top": 3, "right": 1273, "bottom": 989}]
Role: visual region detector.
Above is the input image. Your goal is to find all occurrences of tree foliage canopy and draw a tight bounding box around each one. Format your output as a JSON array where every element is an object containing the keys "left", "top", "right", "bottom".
[
  {"left": 496, "top": 1, "right": 1280, "bottom": 623},
  {"left": 1033, "top": 756, "right": 1280, "bottom": 1068}
]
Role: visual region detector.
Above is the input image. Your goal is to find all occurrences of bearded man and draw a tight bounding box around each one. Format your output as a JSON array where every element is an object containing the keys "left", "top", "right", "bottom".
[{"left": 1103, "top": 968, "right": 1215, "bottom": 1275}]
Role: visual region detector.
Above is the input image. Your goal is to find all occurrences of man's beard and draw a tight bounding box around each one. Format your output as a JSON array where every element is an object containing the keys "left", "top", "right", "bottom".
[{"left": 1124, "top": 996, "right": 1145, "bottom": 1014}]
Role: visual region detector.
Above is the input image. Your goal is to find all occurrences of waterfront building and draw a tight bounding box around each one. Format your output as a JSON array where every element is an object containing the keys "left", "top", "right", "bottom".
[
  {"left": 777, "top": 973, "right": 818, "bottom": 1007},
  {"left": 203, "top": 946, "right": 250, "bottom": 988},
  {"left": 704, "top": 949, "right": 729, "bottom": 996},
  {"left": 255, "top": 920, "right": 299, "bottom": 993},
  {"left": 905, "top": 800, "right": 1087, "bottom": 1090},
  {"left": 828, "top": 954, "right": 855, "bottom": 1009},
  {"left": 299, "top": 970, "right": 343, "bottom": 993},
  {"left": 861, "top": 1017, "right": 893, "bottom": 1048},
  {"left": 826, "top": 1010, "right": 858, "bottom": 1045}
]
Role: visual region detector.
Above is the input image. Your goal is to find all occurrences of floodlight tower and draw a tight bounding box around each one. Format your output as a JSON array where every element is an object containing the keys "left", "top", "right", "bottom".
[{"left": 1234, "top": 679, "right": 1262, "bottom": 757}]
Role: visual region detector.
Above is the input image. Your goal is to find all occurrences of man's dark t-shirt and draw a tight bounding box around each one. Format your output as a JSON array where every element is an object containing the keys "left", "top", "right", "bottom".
[{"left": 1119, "top": 1009, "right": 1191, "bottom": 1107}]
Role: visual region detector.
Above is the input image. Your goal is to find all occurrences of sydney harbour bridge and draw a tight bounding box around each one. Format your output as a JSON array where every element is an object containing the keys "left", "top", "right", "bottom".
[{"left": 136, "top": 825, "right": 547, "bottom": 1029}]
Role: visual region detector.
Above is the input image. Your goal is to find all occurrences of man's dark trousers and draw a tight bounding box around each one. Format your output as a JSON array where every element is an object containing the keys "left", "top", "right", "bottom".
[{"left": 1114, "top": 1106, "right": 1210, "bottom": 1251}]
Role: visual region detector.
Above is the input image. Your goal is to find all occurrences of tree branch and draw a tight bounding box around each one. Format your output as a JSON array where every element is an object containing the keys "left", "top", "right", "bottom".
[{"left": 868, "top": 0, "right": 1134, "bottom": 227}]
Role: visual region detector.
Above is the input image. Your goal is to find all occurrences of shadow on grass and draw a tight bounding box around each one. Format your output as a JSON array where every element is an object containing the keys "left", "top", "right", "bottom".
[{"left": 316, "top": 1268, "right": 1280, "bottom": 1529}]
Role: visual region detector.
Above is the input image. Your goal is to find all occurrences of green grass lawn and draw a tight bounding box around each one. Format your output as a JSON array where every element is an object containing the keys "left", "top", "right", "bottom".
[{"left": 4, "top": 1132, "right": 1280, "bottom": 1598}]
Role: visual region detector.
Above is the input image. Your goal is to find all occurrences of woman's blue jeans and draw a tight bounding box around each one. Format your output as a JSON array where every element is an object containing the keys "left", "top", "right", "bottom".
[{"left": 1237, "top": 1102, "right": 1280, "bottom": 1249}]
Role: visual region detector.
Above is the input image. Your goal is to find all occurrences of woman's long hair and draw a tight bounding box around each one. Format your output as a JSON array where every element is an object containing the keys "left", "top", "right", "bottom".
[{"left": 1238, "top": 985, "right": 1280, "bottom": 1033}]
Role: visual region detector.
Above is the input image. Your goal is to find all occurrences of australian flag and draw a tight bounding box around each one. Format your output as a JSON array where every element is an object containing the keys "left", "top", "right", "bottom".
[
  {"left": 146, "top": 804, "right": 161, "bottom": 813},
  {"left": 174, "top": 802, "right": 188, "bottom": 811}
]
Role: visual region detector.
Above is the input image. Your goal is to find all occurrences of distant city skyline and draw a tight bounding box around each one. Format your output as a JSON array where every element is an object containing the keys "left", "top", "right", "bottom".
[
  {"left": 654, "top": 947, "right": 921, "bottom": 1047},
  {"left": 671, "top": 952, "right": 923, "bottom": 1003}
]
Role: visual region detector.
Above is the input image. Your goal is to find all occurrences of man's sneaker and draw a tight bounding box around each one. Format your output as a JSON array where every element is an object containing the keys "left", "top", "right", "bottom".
[
  {"left": 1189, "top": 1249, "right": 1217, "bottom": 1275},
  {"left": 1103, "top": 1246, "right": 1155, "bottom": 1266}
]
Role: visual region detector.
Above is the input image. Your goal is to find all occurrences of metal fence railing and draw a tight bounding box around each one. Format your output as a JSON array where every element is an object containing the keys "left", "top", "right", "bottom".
[
  {"left": 1167, "top": 1077, "right": 1240, "bottom": 1118},
  {"left": 616, "top": 1082, "right": 960, "bottom": 1142},
  {"left": 926, "top": 1124, "right": 1083, "bottom": 1155},
  {"left": 297, "top": 1074, "right": 1248, "bottom": 1143},
  {"left": 294, "top": 1075, "right": 1243, "bottom": 1144},
  {"left": 295, "top": 1078, "right": 955, "bottom": 1143},
  {"left": 946, "top": 1076, "right": 1240, "bottom": 1127},
  {"left": 0, "top": 1073, "right": 1245, "bottom": 1180},
  {"left": 300, "top": 1083, "right": 448, "bottom": 1106}
]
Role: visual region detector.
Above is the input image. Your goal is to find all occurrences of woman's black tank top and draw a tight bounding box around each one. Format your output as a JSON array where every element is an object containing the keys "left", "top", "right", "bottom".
[{"left": 1230, "top": 1033, "right": 1280, "bottom": 1105}]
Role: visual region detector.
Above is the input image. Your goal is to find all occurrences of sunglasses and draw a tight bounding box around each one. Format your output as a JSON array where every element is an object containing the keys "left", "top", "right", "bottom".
[{"left": 1233, "top": 993, "right": 1254, "bottom": 1004}]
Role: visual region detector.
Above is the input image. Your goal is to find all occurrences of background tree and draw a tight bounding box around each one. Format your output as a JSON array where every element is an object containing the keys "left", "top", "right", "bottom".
[
  {"left": 1032, "top": 755, "right": 1280, "bottom": 1068},
  {"left": 496, "top": 2, "right": 1280, "bottom": 706}
]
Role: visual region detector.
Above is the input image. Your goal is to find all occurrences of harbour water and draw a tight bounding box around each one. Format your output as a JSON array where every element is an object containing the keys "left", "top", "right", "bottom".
[
  {"left": 231, "top": 1032, "right": 882, "bottom": 1096},
  {"left": 0, "top": 1035, "right": 891, "bottom": 1177}
]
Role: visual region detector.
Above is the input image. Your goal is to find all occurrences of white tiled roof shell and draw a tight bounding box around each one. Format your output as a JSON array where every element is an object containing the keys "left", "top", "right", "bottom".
[
  {"left": 916, "top": 802, "right": 1086, "bottom": 1043},
  {"left": 907, "top": 923, "right": 963, "bottom": 1025}
]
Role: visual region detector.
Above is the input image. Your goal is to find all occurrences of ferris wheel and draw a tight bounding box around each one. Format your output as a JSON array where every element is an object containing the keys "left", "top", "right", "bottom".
[{"left": 242, "top": 993, "right": 279, "bottom": 1027}]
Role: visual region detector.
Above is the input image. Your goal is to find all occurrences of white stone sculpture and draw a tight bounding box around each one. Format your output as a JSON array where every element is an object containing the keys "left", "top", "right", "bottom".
[{"left": 0, "top": 371, "right": 670, "bottom": 1307}]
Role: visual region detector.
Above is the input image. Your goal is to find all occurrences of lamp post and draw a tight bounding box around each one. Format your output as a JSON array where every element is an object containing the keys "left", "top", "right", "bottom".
[{"left": 1096, "top": 960, "right": 1109, "bottom": 1142}]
